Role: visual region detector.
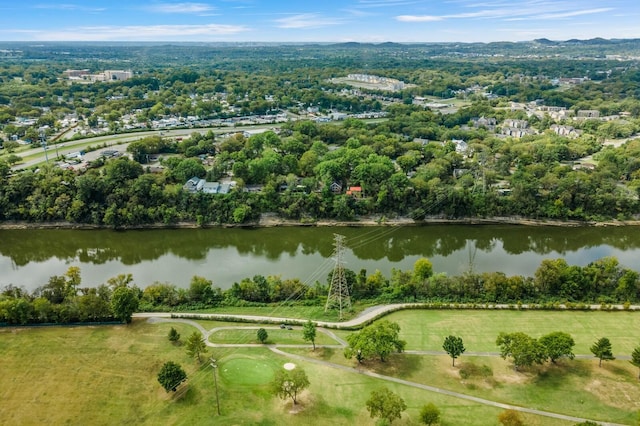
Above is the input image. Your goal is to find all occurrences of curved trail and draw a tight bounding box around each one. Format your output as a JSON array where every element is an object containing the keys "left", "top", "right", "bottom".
[
  {"left": 141, "top": 310, "right": 631, "bottom": 426},
  {"left": 135, "top": 302, "right": 639, "bottom": 329}
]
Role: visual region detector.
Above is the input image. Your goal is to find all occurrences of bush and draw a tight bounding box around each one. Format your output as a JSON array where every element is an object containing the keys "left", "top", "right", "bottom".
[
  {"left": 459, "top": 363, "right": 493, "bottom": 379},
  {"left": 419, "top": 403, "right": 441, "bottom": 425}
]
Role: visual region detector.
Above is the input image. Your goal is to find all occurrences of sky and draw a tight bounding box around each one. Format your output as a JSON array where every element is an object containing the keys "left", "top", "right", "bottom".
[{"left": 1, "top": 0, "right": 639, "bottom": 43}]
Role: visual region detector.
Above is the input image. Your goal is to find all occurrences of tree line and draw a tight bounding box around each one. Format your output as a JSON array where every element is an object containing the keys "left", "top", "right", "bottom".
[{"left": 1, "top": 254, "right": 638, "bottom": 325}]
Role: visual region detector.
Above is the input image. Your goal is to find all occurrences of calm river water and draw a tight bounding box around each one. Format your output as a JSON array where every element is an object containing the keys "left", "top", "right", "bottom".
[{"left": 1, "top": 225, "right": 639, "bottom": 291}]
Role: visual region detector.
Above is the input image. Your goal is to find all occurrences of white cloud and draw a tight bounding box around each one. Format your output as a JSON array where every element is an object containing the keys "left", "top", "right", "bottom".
[
  {"left": 275, "top": 13, "right": 345, "bottom": 29},
  {"left": 146, "top": 3, "right": 214, "bottom": 14},
  {"left": 32, "top": 24, "right": 249, "bottom": 41},
  {"left": 532, "top": 8, "right": 613, "bottom": 19},
  {"left": 33, "top": 3, "right": 105, "bottom": 12},
  {"left": 396, "top": 15, "right": 444, "bottom": 22}
]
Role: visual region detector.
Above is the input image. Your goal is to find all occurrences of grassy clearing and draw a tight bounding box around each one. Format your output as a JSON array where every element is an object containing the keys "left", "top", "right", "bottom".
[
  {"left": 209, "top": 326, "right": 339, "bottom": 345},
  {"left": 0, "top": 319, "right": 548, "bottom": 426},
  {"left": 192, "top": 303, "right": 370, "bottom": 322},
  {"left": 385, "top": 309, "right": 640, "bottom": 354},
  {"left": 2, "top": 309, "right": 638, "bottom": 425},
  {"left": 283, "top": 346, "right": 639, "bottom": 424}
]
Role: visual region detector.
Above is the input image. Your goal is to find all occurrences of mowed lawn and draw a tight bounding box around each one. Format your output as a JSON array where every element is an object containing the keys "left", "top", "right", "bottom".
[
  {"left": 1, "top": 317, "right": 574, "bottom": 426},
  {"left": 382, "top": 309, "right": 640, "bottom": 354},
  {"left": 1, "top": 310, "right": 639, "bottom": 425}
]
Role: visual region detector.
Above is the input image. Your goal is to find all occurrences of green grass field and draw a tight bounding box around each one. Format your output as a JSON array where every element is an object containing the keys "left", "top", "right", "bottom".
[
  {"left": 2, "top": 309, "right": 639, "bottom": 425},
  {"left": 382, "top": 309, "right": 640, "bottom": 354},
  {"left": 209, "top": 326, "right": 339, "bottom": 345}
]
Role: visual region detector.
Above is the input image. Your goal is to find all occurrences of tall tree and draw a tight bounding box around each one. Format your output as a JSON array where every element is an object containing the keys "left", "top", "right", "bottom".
[
  {"left": 590, "top": 337, "right": 615, "bottom": 367},
  {"left": 157, "top": 361, "right": 187, "bottom": 392},
  {"left": 496, "top": 332, "right": 546, "bottom": 371},
  {"left": 344, "top": 320, "right": 406, "bottom": 363},
  {"left": 629, "top": 346, "right": 640, "bottom": 379},
  {"left": 257, "top": 328, "right": 269, "bottom": 344},
  {"left": 539, "top": 331, "right": 575, "bottom": 363},
  {"left": 443, "top": 335, "right": 466, "bottom": 366},
  {"left": 365, "top": 387, "right": 407, "bottom": 424},
  {"left": 110, "top": 286, "right": 139, "bottom": 324},
  {"left": 270, "top": 367, "right": 310, "bottom": 405},
  {"left": 302, "top": 320, "right": 317, "bottom": 350},
  {"left": 185, "top": 331, "right": 208, "bottom": 362}
]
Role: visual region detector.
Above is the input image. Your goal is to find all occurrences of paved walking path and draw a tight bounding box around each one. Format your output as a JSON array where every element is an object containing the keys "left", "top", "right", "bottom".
[
  {"left": 142, "top": 311, "right": 632, "bottom": 426},
  {"left": 135, "top": 302, "right": 639, "bottom": 329}
]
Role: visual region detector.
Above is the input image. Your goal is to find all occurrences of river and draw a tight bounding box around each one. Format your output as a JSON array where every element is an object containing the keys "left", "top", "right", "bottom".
[{"left": 1, "top": 225, "right": 639, "bottom": 291}]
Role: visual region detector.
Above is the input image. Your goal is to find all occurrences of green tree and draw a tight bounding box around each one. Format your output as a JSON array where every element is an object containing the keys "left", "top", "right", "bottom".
[
  {"left": 539, "top": 331, "right": 575, "bottom": 363},
  {"left": 442, "top": 335, "right": 466, "bottom": 366},
  {"left": 168, "top": 327, "right": 181, "bottom": 343},
  {"left": 302, "top": 320, "right": 317, "bottom": 350},
  {"left": 110, "top": 286, "right": 139, "bottom": 324},
  {"left": 270, "top": 367, "right": 310, "bottom": 405},
  {"left": 185, "top": 331, "right": 208, "bottom": 362},
  {"left": 498, "top": 409, "right": 524, "bottom": 426},
  {"left": 157, "top": 361, "right": 187, "bottom": 392},
  {"left": 6, "top": 154, "right": 22, "bottom": 165},
  {"left": 630, "top": 346, "right": 640, "bottom": 379},
  {"left": 590, "top": 337, "right": 615, "bottom": 367},
  {"left": 496, "top": 332, "right": 546, "bottom": 371},
  {"left": 257, "top": 328, "right": 268, "bottom": 344},
  {"left": 419, "top": 402, "right": 441, "bottom": 425},
  {"left": 413, "top": 258, "right": 434, "bottom": 282},
  {"left": 344, "top": 320, "right": 406, "bottom": 363},
  {"left": 365, "top": 387, "right": 407, "bottom": 424}
]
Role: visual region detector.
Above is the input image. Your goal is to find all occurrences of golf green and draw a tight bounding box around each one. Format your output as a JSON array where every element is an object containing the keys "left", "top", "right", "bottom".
[{"left": 219, "top": 356, "right": 279, "bottom": 385}]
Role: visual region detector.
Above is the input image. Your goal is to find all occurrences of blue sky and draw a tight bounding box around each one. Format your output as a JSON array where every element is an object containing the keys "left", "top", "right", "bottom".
[{"left": 1, "top": 1, "right": 638, "bottom": 43}]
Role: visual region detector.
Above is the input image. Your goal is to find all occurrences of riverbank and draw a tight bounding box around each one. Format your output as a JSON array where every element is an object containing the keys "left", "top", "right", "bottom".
[{"left": 1, "top": 215, "right": 640, "bottom": 230}]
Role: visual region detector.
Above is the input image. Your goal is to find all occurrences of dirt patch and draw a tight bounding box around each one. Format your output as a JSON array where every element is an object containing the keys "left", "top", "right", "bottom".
[{"left": 585, "top": 378, "right": 639, "bottom": 410}]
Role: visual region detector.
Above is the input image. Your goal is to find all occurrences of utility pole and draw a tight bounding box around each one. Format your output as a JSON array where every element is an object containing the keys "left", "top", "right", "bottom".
[
  {"left": 40, "top": 130, "right": 49, "bottom": 164},
  {"left": 324, "top": 234, "right": 351, "bottom": 320},
  {"left": 210, "top": 358, "right": 221, "bottom": 415}
]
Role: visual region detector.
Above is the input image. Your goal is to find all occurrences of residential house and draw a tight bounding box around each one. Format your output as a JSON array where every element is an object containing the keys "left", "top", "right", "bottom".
[
  {"left": 346, "top": 186, "right": 363, "bottom": 198},
  {"left": 550, "top": 124, "right": 581, "bottom": 138},
  {"left": 577, "top": 110, "right": 600, "bottom": 119}
]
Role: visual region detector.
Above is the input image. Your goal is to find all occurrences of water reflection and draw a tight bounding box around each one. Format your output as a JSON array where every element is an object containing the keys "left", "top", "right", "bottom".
[{"left": 1, "top": 225, "right": 639, "bottom": 290}]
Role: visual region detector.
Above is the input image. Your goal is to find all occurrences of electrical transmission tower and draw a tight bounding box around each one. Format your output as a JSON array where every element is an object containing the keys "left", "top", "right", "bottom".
[{"left": 325, "top": 234, "right": 351, "bottom": 319}]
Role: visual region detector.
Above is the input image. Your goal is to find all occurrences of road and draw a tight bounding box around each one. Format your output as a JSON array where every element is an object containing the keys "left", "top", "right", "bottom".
[
  {"left": 136, "top": 307, "right": 634, "bottom": 426},
  {"left": 9, "top": 124, "right": 280, "bottom": 170}
]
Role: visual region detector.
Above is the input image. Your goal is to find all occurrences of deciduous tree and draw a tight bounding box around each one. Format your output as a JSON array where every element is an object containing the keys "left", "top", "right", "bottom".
[
  {"left": 443, "top": 335, "right": 466, "bottom": 367},
  {"left": 344, "top": 320, "right": 406, "bottom": 363},
  {"left": 539, "top": 331, "right": 575, "bottom": 363},
  {"left": 302, "top": 320, "right": 317, "bottom": 350},
  {"left": 365, "top": 387, "right": 407, "bottom": 424},
  {"left": 419, "top": 402, "right": 441, "bottom": 425},
  {"left": 110, "top": 286, "right": 139, "bottom": 324},
  {"left": 496, "top": 332, "right": 546, "bottom": 370},
  {"left": 271, "top": 367, "right": 310, "bottom": 405}
]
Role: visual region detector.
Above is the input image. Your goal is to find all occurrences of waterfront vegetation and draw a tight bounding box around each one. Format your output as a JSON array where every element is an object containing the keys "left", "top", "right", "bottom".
[{"left": 1, "top": 252, "right": 639, "bottom": 326}]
